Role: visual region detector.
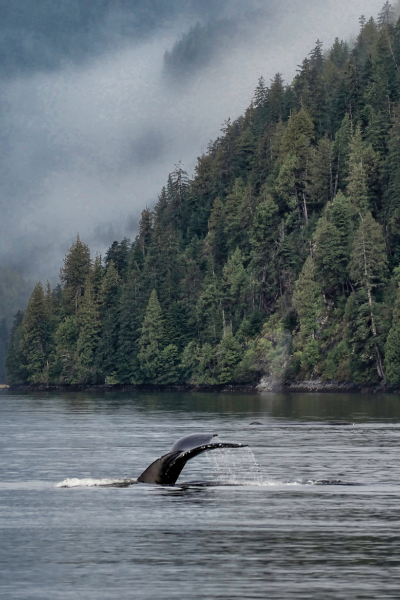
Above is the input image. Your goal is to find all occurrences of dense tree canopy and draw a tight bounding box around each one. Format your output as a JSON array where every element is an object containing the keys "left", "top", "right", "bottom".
[{"left": 7, "top": 4, "right": 400, "bottom": 386}]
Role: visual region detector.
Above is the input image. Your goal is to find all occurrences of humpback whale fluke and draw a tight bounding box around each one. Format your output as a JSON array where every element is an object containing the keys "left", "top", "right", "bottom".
[{"left": 137, "top": 433, "right": 248, "bottom": 485}]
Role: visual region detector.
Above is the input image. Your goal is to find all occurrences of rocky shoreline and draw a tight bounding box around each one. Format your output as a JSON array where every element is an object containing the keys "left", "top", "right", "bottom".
[{"left": 2, "top": 378, "right": 400, "bottom": 394}]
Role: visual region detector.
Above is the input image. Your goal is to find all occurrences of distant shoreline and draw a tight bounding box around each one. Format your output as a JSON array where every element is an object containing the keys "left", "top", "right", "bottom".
[{"left": 3, "top": 380, "right": 400, "bottom": 394}]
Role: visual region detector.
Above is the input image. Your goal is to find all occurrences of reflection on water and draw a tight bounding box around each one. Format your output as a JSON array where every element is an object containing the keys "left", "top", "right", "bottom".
[
  {"left": 1, "top": 391, "right": 400, "bottom": 599},
  {"left": 17, "top": 389, "right": 400, "bottom": 420}
]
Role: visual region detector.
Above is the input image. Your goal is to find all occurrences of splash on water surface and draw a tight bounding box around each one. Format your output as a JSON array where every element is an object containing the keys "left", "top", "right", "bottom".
[
  {"left": 56, "top": 477, "right": 137, "bottom": 488},
  {"left": 56, "top": 447, "right": 356, "bottom": 489},
  {"left": 202, "top": 446, "right": 356, "bottom": 487}
]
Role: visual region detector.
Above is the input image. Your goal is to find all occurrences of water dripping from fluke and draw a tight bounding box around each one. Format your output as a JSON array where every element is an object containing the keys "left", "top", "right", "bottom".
[
  {"left": 56, "top": 433, "right": 249, "bottom": 488},
  {"left": 204, "top": 446, "right": 264, "bottom": 486}
]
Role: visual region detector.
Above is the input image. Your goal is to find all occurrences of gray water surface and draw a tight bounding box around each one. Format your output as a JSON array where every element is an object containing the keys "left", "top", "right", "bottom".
[{"left": 1, "top": 391, "right": 400, "bottom": 599}]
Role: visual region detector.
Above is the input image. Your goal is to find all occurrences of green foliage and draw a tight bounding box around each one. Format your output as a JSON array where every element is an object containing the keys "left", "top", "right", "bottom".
[
  {"left": 216, "top": 332, "right": 243, "bottom": 384},
  {"left": 348, "top": 213, "right": 387, "bottom": 379},
  {"left": 51, "top": 316, "right": 78, "bottom": 383},
  {"left": 158, "top": 345, "right": 181, "bottom": 384},
  {"left": 385, "top": 282, "right": 400, "bottom": 383},
  {"left": 384, "top": 106, "right": 400, "bottom": 263},
  {"left": 330, "top": 191, "right": 353, "bottom": 241},
  {"left": 196, "top": 277, "right": 223, "bottom": 344},
  {"left": 346, "top": 126, "right": 379, "bottom": 214},
  {"left": 9, "top": 9, "right": 400, "bottom": 387},
  {"left": 221, "top": 248, "right": 249, "bottom": 332},
  {"left": 238, "top": 317, "right": 292, "bottom": 382},
  {"left": 323, "top": 340, "right": 350, "bottom": 381},
  {"left": 0, "top": 268, "right": 31, "bottom": 380},
  {"left": 344, "top": 291, "right": 385, "bottom": 382},
  {"left": 300, "top": 339, "right": 320, "bottom": 371},
  {"left": 105, "top": 239, "right": 130, "bottom": 279},
  {"left": 75, "top": 275, "right": 101, "bottom": 383},
  {"left": 5, "top": 311, "right": 27, "bottom": 384},
  {"left": 21, "top": 283, "right": 53, "bottom": 383},
  {"left": 0, "top": 319, "right": 8, "bottom": 383},
  {"left": 292, "top": 257, "right": 321, "bottom": 339},
  {"left": 96, "top": 261, "right": 121, "bottom": 380},
  {"left": 313, "top": 214, "right": 348, "bottom": 292},
  {"left": 138, "top": 289, "right": 165, "bottom": 383},
  {"left": 349, "top": 213, "right": 388, "bottom": 292},
  {"left": 60, "top": 235, "right": 91, "bottom": 315},
  {"left": 181, "top": 341, "right": 218, "bottom": 385}
]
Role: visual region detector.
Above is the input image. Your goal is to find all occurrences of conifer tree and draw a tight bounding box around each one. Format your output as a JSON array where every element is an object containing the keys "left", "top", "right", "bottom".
[
  {"left": 138, "top": 289, "right": 165, "bottom": 382},
  {"left": 332, "top": 114, "right": 352, "bottom": 196},
  {"left": 52, "top": 316, "right": 78, "bottom": 383},
  {"left": 384, "top": 106, "right": 400, "bottom": 260},
  {"left": 96, "top": 261, "right": 120, "bottom": 380},
  {"left": 181, "top": 341, "right": 218, "bottom": 384},
  {"left": 346, "top": 125, "right": 370, "bottom": 213},
  {"left": 292, "top": 256, "right": 321, "bottom": 341},
  {"left": 248, "top": 191, "right": 279, "bottom": 310},
  {"left": 91, "top": 254, "right": 105, "bottom": 298},
  {"left": 0, "top": 318, "right": 8, "bottom": 383},
  {"left": 307, "top": 136, "right": 334, "bottom": 208},
  {"left": 75, "top": 274, "right": 101, "bottom": 383},
  {"left": 384, "top": 281, "right": 400, "bottom": 382},
  {"left": 21, "top": 283, "right": 53, "bottom": 383},
  {"left": 249, "top": 192, "right": 279, "bottom": 257},
  {"left": 224, "top": 178, "right": 246, "bottom": 251},
  {"left": 208, "top": 197, "right": 226, "bottom": 266},
  {"left": 268, "top": 73, "right": 286, "bottom": 123},
  {"left": 349, "top": 213, "right": 388, "bottom": 378},
  {"left": 44, "top": 280, "right": 61, "bottom": 321},
  {"left": 330, "top": 191, "right": 353, "bottom": 243},
  {"left": 105, "top": 239, "right": 130, "bottom": 279},
  {"left": 5, "top": 311, "right": 27, "bottom": 384},
  {"left": 116, "top": 260, "right": 148, "bottom": 383},
  {"left": 253, "top": 76, "right": 268, "bottom": 108},
  {"left": 138, "top": 208, "right": 154, "bottom": 257},
  {"left": 9, "top": 9, "right": 400, "bottom": 387},
  {"left": 278, "top": 108, "right": 315, "bottom": 223},
  {"left": 158, "top": 345, "right": 181, "bottom": 384},
  {"left": 378, "top": 2, "right": 396, "bottom": 28},
  {"left": 60, "top": 235, "right": 91, "bottom": 314},
  {"left": 217, "top": 331, "right": 243, "bottom": 384},
  {"left": 170, "top": 162, "right": 190, "bottom": 216},
  {"left": 221, "top": 248, "right": 249, "bottom": 332},
  {"left": 313, "top": 213, "right": 348, "bottom": 292},
  {"left": 196, "top": 274, "right": 223, "bottom": 343}
]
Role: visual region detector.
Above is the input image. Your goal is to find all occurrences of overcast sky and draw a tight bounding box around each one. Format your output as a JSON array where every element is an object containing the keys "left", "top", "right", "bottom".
[{"left": 0, "top": 0, "right": 385, "bottom": 283}]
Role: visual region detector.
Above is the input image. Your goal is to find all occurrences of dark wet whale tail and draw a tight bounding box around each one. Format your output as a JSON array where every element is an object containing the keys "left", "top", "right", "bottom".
[{"left": 137, "top": 433, "right": 247, "bottom": 485}]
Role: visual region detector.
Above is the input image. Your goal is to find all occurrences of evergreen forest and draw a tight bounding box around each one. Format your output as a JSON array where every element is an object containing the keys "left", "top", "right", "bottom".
[{"left": 8, "top": 3, "right": 400, "bottom": 387}]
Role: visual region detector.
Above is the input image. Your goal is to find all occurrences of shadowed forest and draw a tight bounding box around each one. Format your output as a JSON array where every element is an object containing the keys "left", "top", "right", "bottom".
[{"left": 7, "top": 3, "right": 400, "bottom": 387}]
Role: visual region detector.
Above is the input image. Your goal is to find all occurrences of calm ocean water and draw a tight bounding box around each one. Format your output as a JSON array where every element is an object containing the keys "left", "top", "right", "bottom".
[{"left": 1, "top": 391, "right": 400, "bottom": 599}]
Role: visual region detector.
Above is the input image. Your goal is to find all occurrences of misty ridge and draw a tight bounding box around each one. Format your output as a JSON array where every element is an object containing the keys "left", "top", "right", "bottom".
[
  {"left": 0, "top": 0, "right": 391, "bottom": 382},
  {"left": 163, "top": 19, "right": 239, "bottom": 82},
  {"left": 5, "top": 1, "right": 400, "bottom": 389},
  {"left": 0, "top": 0, "right": 228, "bottom": 78}
]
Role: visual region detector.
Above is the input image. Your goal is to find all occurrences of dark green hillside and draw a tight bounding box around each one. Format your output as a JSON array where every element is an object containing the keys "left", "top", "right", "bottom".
[{"left": 8, "top": 3, "right": 400, "bottom": 386}]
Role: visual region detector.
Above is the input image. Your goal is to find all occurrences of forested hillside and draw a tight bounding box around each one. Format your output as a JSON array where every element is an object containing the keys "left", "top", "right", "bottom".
[{"left": 8, "top": 3, "right": 400, "bottom": 387}]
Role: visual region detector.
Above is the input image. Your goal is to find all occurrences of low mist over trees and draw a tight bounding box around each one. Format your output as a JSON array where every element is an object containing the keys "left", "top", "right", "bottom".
[{"left": 8, "top": 4, "right": 400, "bottom": 386}]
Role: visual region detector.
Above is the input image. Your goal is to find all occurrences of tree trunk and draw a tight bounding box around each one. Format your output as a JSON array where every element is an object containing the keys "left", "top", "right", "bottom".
[
  {"left": 302, "top": 191, "right": 309, "bottom": 224},
  {"left": 362, "top": 235, "right": 385, "bottom": 380},
  {"left": 222, "top": 307, "right": 226, "bottom": 337},
  {"left": 334, "top": 157, "right": 340, "bottom": 198}
]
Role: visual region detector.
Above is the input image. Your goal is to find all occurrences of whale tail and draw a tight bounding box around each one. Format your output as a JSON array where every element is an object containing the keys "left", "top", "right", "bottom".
[{"left": 137, "top": 434, "right": 247, "bottom": 485}]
